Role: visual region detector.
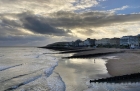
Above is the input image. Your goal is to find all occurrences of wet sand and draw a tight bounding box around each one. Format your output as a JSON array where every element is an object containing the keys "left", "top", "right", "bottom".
[
  {"left": 106, "top": 52, "right": 140, "bottom": 76},
  {"left": 55, "top": 48, "right": 140, "bottom": 91},
  {"left": 65, "top": 48, "right": 140, "bottom": 77},
  {"left": 55, "top": 58, "right": 110, "bottom": 91},
  {"left": 73, "top": 48, "right": 124, "bottom": 56}
]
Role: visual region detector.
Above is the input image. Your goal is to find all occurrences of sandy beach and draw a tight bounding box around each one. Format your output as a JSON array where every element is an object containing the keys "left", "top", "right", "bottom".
[
  {"left": 106, "top": 50, "right": 140, "bottom": 76},
  {"left": 54, "top": 48, "right": 140, "bottom": 91},
  {"left": 73, "top": 48, "right": 124, "bottom": 56},
  {"left": 65, "top": 48, "right": 140, "bottom": 77}
]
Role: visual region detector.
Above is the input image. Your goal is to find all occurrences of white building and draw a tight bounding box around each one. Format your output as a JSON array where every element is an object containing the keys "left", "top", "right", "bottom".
[
  {"left": 79, "top": 42, "right": 84, "bottom": 46},
  {"left": 109, "top": 38, "right": 120, "bottom": 45},
  {"left": 95, "top": 38, "right": 110, "bottom": 45},
  {"left": 74, "top": 39, "right": 82, "bottom": 47},
  {"left": 83, "top": 38, "right": 95, "bottom": 47},
  {"left": 84, "top": 39, "right": 90, "bottom": 46},
  {"left": 120, "top": 36, "right": 139, "bottom": 48}
]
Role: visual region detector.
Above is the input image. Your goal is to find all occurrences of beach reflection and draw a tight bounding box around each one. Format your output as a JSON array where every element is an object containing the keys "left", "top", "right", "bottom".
[
  {"left": 55, "top": 56, "right": 140, "bottom": 91},
  {"left": 55, "top": 58, "right": 110, "bottom": 91}
]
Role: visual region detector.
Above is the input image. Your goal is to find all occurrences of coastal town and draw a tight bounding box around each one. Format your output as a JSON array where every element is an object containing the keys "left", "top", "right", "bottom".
[{"left": 47, "top": 34, "right": 140, "bottom": 49}]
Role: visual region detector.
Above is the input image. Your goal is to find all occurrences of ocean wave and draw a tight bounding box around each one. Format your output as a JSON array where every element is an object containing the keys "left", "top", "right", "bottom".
[
  {"left": 46, "top": 72, "right": 66, "bottom": 91},
  {"left": 0, "top": 48, "right": 65, "bottom": 91}
]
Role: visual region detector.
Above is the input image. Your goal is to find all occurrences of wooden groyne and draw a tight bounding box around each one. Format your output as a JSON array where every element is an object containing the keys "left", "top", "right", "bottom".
[
  {"left": 63, "top": 51, "right": 125, "bottom": 59},
  {"left": 90, "top": 73, "right": 140, "bottom": 83},
  {"left": 59, "top": 48, "right": 95, "bottom": 54},
  {"left": 38, "top": 46, "right": 83, "bottom": 51}
]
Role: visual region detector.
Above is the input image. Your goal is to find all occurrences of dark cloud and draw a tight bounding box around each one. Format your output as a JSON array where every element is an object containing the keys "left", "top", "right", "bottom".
[
  {"left": 1, "top": 11, "right": 140, "bottom": 46},
  {"left": 1, "top": 11, "right": 140, "bottom": 36},
  {"left": 0, "top": 35, "right": 45, "bottom": 41},
  {"left": 0, "top": 14, "right": 24, "bottom": 36},
  {"left": 0, "top": 12, "right": 71, "bottom": 36},
  {"left": 47, "top": 11, "right": 140, "bottom": 28},
  {"left": 0, "top": 35, "right": 48, "bottom": 46},
  {"left": 1, "top": 18, "right": 21, "bottom": 28},
  {"left": 0, "top": 24, "right": 23, "bottom": 35},
  {"left": 21, "top": 16, "right": 70, "bottom": 36}
]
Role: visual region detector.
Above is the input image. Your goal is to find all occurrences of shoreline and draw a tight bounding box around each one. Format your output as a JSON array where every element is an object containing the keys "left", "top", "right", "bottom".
[
  {"left": 63, "top": 48, "right": 125, "bottom": 58},
  {"left": 54, "top": 55, "right": 110, "bottom": 91},
  {"left": 60, "top": 48, "right": 140, "bottom": 77},
  {"left": 48, "top": 48, "right": 140, "bottom": 90}
]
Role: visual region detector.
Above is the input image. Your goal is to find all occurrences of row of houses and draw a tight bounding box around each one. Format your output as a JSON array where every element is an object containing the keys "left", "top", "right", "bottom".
[
  {"left": 95, "top": 38, "right": 120, "bottom": 46},
  {"left": 46, "top": 38, "right": 96, "bottom": 47},
  {"left": 120, "top": 35, "right": 140, "bottom": 49},
  {"left": 96, "top": 34, "right": 140, "bottom": 48},
  {"left": 47, "top": 34, "right": 140, "bottom": 49}
]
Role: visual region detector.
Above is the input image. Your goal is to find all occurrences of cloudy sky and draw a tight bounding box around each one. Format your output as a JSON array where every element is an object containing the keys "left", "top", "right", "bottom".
[{"left": 0, "top": 0, "right": 140, "bottom": 46}]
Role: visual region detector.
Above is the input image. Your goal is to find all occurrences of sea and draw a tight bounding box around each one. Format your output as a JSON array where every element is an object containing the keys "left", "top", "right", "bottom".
[{"left": 0, "top": 47, "right": 140, "bottom": 91}]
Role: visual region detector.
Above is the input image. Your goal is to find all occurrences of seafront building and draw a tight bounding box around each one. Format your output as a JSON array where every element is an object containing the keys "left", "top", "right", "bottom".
[
  {"left": 74, "top": 39, "right": 82, "bottom": 47},
  {"left": 79, "top": 41, "right": 85, "bottom": 47},
  {"left": 46, "top": 34, "right": 140, "bottom": 49},
  {"left": 72, "top": 38, "right": 96, "bottom": 47},
  {"left": 137, "top": 34, "right": 140, "bottom": 46},
  {"left": 110, "top": 38, "right": 120, "bottom": 45},
  {"left": 120, "top": 36, "right": 139, "bottom": 48},
  {"left": 83, "top": 38, "right": 96, "bottom": 47},
  {"left": 95, "top": 38, "right": 110, "bottom": 45},
  {"left": 95, "top": 38, "right": 120, "bottom": 47}
]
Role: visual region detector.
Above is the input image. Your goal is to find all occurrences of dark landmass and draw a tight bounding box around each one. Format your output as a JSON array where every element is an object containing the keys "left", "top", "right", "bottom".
[
  {"left": 58, "top": 48, "right": 95, "bottom": 53},
  {"left": 38, "top": 46, "right": 83, "bottom": 51}
]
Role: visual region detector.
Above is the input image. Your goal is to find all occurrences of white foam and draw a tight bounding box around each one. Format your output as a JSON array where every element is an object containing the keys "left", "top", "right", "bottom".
[
  {"left": 84, "top": 82, "right": 140, "bottom": 91},
  {"left": 43, "top": 56, "right": 66, "bottom": 91},
  {"left": 0, "top": 47, "right": 64, "bottom": 91},
  {"left": 0, "top": 66, "right": 8, "bottom": 71},
  {"left": 46, "top": 72, "right": 66, "bottom": 91},
  {"left": 45, "top": 61, "right": 58, "bottom": 77}
]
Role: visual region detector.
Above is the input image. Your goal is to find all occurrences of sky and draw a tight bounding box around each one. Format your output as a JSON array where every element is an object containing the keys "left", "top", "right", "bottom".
[{"left": 0, "top": 0, "right": 140, "bottom": 46}]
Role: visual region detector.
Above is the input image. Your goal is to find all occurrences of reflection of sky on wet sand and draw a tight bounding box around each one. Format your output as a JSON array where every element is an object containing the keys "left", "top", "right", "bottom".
[
  {"left": 55, "top": 56, "right": 140, "bottom": 91},
  {"left": 68, "top": 58, "right": 108, "bottom": 75},
  {"left": 55, "top": 58, "right": 110, "bottom": 91}
]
